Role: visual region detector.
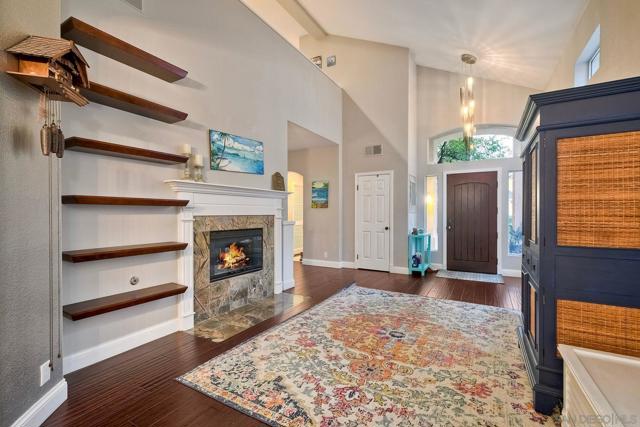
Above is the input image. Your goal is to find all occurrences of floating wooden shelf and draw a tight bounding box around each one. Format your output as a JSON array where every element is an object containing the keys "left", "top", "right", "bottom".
[
  {"left": 63, "top": 282, "right": 187, "bottom": 320},
  {"left": 80, "top": 81, "right": 188, "bottom": 123},
  {"left": 62, "top": 195, "right": 189, "bottom": 206},
  {"left": 61, "top": 17, "right": 188, "bottom": 83},
  {"left": 62, "top": 241, "right": 188, "bottom": 263},
  {"left": 64, "top": 137, "right": 188, "bottom": 164}
]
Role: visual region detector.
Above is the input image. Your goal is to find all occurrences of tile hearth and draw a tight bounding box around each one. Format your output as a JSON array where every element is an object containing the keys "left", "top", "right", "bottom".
[{"left": 188, "top": 293, "right": 308, "bottom": 342}]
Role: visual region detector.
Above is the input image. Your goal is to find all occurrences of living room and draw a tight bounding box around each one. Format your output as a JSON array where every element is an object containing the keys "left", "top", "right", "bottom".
[{"left": 2, "top": 1, "right": 639, "bottom": 426}]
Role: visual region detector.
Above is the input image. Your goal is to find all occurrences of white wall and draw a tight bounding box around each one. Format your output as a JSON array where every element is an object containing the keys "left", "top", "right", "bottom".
[
  {"left": 300, "top": 35, "right": 411, "bottom": 267},
  {"left": 546, "top": 0, "right": 640, "bottom": 90},
  {"left": 417, "top": 66, "right": 536, "bottom": 272},
  {"left": 61, "top": 0, "right": 342, "bottom": 370},
  {"left": 288, "top": 145, "right": 340, "bottom": 262},
  {"left": 408, "top": 55, "right": 418, "bottom": 230}
]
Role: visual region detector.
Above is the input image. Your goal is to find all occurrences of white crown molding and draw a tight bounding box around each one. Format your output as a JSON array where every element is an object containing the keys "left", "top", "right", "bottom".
[
  {"left": 10, "top": 379, "right": 67, "bottom": 427},
  {"left": 165, "top": 180, "right": 290, "bottom": 199}
]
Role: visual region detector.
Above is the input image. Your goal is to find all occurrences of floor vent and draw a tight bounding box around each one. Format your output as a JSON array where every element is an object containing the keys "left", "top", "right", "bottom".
[{"left": 365, "top": 144, "right": 383, "bottom": 156}]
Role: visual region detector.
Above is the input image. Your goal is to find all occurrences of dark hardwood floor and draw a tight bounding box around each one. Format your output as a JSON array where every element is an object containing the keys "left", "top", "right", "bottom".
[{"left": 44, "top": 263, "right": 520, "bottom": 426}]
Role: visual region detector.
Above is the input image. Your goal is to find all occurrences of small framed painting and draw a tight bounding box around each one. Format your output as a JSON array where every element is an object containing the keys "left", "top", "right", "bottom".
[
  {"left": 311, "top": 181, "right": 329, "bottom": 208},
  {"left": 210, "top": 129, "right": 264, "bottom": 175},
  {"left": 311, "top": 55, "right": 322, "bottom": 68}
]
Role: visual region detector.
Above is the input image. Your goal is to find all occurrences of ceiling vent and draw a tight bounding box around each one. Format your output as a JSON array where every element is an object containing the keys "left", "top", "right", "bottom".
[
  {"left": 364, "top": 144, "right": 383, "bottom": 156},
  {"left": 122, "top": 0, "right": 143, "bottom": 11}
]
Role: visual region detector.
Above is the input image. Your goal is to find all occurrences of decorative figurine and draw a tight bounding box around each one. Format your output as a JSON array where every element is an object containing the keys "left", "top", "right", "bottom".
[{"left": 272, "top": 172, "right": 285, "bottom": 191}]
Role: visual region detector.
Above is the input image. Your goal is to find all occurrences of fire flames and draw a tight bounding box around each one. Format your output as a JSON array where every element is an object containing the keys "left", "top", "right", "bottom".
[{"left": 217, "top": 242, "right": 250, "bottom": 270}]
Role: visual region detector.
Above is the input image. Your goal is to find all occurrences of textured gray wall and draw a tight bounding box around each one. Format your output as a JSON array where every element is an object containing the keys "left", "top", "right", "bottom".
[
  {"left": 288, "top": 145, "right": 340, "bottom": 262},
  {"left": 0, "top": 0, "right": 62, "bottom": 425}
]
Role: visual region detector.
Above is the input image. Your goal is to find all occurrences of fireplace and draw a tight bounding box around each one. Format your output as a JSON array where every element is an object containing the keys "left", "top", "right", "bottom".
[{"left": 210, "top": 228, "right": 263, "bottom": 282}]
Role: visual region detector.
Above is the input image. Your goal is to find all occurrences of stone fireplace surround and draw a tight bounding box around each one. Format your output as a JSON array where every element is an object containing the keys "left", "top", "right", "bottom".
[
  {"left": 194, "top": 215, "right": 274, "bottom": 323},
  {"left": 166, "top": 180, "right": 292, "bottom": 331}
]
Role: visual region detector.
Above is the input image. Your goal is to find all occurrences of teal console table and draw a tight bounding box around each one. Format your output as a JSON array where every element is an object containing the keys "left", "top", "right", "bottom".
[{"left": 408, "top": 233, "right": 431, "bottom": 276}]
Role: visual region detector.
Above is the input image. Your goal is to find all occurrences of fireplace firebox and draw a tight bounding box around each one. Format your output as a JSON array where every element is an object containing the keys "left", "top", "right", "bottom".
[{"left": 210, "top": 228, "right": 263, "bottom": 282}]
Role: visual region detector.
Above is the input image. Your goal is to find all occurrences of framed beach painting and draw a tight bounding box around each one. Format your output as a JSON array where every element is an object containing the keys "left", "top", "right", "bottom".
[
  {"left": 210, "top": 129, "right": 264, "bottom": 175},
  {"left": 311, "top": 181, "right": 329, "bottom": 208}
]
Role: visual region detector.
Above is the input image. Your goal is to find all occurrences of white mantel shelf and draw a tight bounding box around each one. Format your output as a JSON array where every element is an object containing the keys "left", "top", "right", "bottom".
[
  {"left": 164, "top": 179, "right": 293, "bottom": 331},
  {"left": 165, "top": 180, "right": 290, "bottom": 199}
]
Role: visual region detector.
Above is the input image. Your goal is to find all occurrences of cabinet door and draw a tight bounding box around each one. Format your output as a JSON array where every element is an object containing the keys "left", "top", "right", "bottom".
[
  {"left": 523, "top": 138, "right": 540, "bottom": 250},
  {"left": 529, "top": 143, "right": 539, "bottom": 246},
  {"left": 529, "top": 283, "right": 537, "bottom": 346},
  {"left": 521, "top": 271, "right": 538, "bottom": 349},
  {"left": 556, "top": 130, "right": 640, "bottom": 249}
]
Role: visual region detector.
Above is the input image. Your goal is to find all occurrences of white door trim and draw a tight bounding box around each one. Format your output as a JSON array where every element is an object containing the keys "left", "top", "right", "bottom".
[
  {"left": 354, "top": 170, "right": 394, "bottom": 272},
  {"left": 442, "top": 167, "right": 502, "bottom": 274}
]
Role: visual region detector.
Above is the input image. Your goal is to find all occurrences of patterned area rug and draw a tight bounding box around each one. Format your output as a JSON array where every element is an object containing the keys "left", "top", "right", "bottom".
[
  {"left": 178, "top": 285, "right": 556, "bottom": 426},
  {"left": 436, "top": 269, "right": 505, "bottom": 284}
]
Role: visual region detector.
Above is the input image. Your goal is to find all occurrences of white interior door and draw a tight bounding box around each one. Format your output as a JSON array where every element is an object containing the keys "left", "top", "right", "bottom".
[{"left": 356, "top": 173, "right": 391, "bottom": 271}]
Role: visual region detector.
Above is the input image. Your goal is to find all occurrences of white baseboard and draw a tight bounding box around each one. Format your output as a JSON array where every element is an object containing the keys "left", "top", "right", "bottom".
[
  {"left": 301, "top": 258, "right": 343, "bottom": 269},
  {"left": 430, "top": 263, "right": 445, "bottom": 271},
  {"left": 63, "top": 318, "right": 180, "bottom": 374},
  {"left": 501, "top": 268, "right": 521, "bottom": 277},
  {"left": 390, "top": 265, "right": 410, "bottom": 275},
  {"left": 302, "top": 260, "right": 407, "bottom": 275},
  {"left": 10, "top": 379, "right": 67, "bottom": 427},
  {"left": 282, "top": 279, "right": 295, "bottom": 290}
]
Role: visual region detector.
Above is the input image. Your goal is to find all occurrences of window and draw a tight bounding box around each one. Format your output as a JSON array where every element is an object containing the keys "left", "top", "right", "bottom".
[
  {"left": 508, "top": 171, "right": 523, "bottom": 255},
  {"left": 588, "top": 47, "right": 600, "bottom": 80},
  {"left": 574, "top": 25, "right": 600, "bottom": 86},
  {"left": 429, "top": 125, "right": 516, "bottom": 164},
  {"left": 424, "top": 176, "right": 438, "bottom": 250}
]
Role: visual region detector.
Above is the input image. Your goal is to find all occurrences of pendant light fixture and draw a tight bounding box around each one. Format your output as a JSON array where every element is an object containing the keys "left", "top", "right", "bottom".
[{"left": 460, "top": 53, "right": 477, "bottom": 157}]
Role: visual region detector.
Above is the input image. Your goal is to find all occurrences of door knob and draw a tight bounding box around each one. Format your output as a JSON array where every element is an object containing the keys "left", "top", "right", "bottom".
[
  {"left": 447, "top": 225, "right": 453, "bottom": 231},
  {"left": 385, "top": 226, "right": 389, "bottom": 230}
]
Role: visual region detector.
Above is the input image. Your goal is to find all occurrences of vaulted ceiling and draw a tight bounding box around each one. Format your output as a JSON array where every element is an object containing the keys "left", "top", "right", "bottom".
[{"left": 243, "top": 0, "right": 588, "bottom": 89}]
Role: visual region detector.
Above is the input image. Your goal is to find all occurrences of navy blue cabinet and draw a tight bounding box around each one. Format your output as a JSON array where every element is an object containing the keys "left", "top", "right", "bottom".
[{"left": 515, "top": 77, "right": 640, "bottom": 414}]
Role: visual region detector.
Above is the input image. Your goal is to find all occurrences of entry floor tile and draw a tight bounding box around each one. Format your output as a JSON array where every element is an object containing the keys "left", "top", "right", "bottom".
[{"left": 188, "top": 293, "right": 308, "bottom": 342}]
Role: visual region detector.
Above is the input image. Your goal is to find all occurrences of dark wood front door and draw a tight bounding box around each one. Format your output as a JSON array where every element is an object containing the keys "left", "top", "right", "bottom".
[{"left": 447, "top": 171, "right": 498, "bottom": 274}]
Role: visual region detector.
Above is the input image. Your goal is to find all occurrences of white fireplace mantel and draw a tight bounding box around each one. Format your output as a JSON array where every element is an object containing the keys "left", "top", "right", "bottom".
[
  {"left": 165, "top": 180, "right": 290, "bottom": 200},
  {"left": 165, "top": 180, "right": 292, "bottom": 331}
]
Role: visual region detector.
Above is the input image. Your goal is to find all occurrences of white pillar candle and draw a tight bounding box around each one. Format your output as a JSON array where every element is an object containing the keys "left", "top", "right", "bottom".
[
  {"left": 193, "top": 154, "right": 203, "bottom": 167},
  {"left": 181, "top": 143, "right": 191, "bottom": 155}
]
